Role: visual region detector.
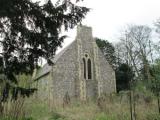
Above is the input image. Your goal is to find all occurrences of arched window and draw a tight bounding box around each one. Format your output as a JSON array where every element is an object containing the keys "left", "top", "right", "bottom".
[
  {"left": 87, "top": 59, "right": 92, "bottom": 79},
  {"left": 82, "top": 58, "right": 86, "bottom": 79}
]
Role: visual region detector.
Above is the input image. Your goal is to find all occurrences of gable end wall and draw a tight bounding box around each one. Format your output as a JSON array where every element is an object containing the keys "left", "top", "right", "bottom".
[
  {"left": 51, "top": 41, "right": 78, "bottom": 102},
  {"left": 97, "top": 48, "right": 116, "bottom": 94}
]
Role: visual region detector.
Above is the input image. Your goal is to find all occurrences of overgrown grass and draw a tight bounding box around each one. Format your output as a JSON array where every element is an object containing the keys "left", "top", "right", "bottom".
[
  {"left": 0, "top": 117, "right": 34, "bottom": 120},
  {"left": 2, "top": 92, "right": 159, "bottom": 120},
  {"left": 24, "top": 92, "right": 160, "bottom": 120},
  {"left": 25, "top": 98, "right": 51, "bottom": 120}
]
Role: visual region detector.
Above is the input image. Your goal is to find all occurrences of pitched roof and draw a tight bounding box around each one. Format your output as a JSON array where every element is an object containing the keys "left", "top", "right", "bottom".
[{"left": 35, "top": 40, "right": 76, "bottom": 80}]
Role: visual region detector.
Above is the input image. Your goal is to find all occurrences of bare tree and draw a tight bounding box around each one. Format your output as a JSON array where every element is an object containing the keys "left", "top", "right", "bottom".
[
  {"left": 115, "top": 25, "right": 155, "bottom": 120},
  {"left": 154, "top": 19, "right": 160, "bottom": 58},
  {"left": 117, "top": 25, "right": 153, "bottom": 81}
]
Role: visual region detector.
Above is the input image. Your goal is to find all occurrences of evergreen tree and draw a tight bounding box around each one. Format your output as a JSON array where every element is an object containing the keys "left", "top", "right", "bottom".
[
  {"left": 96, "top": 38, "right": 116, "bottom": 69},
  {"left": 116, "top": 63, "right": 134, "bottom": 92},
  {"left": 0, "top": 0, "right": 89, "bottom": 100}
]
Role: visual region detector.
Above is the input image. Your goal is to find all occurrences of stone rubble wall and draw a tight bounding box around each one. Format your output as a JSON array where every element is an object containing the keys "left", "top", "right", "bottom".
[
  {"left": 97, "top": 48, "right": 116, "bottom": 94},
  {"left": 51, "top": 41, "right": 77, "bottom": 103}
]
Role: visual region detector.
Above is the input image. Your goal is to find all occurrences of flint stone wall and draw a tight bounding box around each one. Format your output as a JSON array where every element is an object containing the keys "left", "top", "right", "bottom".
[{"left": 35, "top": 26, "right": 116, "bottom": 103}]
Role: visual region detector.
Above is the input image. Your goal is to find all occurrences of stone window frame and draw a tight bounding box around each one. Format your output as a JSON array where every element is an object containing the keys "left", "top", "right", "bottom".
[
  {"left": 82, "top": 58, "right": 86, "bottom": 79},
  {"left": 82, "top": 53, "right": 93, "bottom": 80}
]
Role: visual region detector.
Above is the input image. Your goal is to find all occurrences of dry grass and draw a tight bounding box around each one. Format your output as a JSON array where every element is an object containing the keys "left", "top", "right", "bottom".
[
  {"left": 24, "top": 92, "right": 160, "bottom": 120},
  {"left": 0, "top": 94, "right": 31, "bottom": 120},
  {"left": 54, "top": 93, "right": 159, "bottom": 120}
]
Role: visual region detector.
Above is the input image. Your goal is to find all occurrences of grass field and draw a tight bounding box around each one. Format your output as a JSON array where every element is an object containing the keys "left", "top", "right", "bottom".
[
  {"left": 0, "top": 90, "right": 160, "bottom": 120},
  {"left": 23, "top": 91, "right": 160, "bottom": 120}
]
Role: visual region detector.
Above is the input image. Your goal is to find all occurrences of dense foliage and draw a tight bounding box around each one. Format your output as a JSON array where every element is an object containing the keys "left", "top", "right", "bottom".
[
  {"left": 96, "top": 38, "right": 116, "bottom": 68},
  {"left": 0, "top": 0, "right": 89, "bottom": 100},
  {"left": 116, "top": 63, "right": 134, "bottom": 92}
]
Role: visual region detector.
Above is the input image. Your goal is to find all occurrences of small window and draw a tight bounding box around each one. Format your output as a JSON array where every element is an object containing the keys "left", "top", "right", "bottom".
[
  {"left": 88, "top": 59, "right": 92, "bottom": 79},
  {"left": 83, "top": 58, "right": 86, "bottom": 79}
]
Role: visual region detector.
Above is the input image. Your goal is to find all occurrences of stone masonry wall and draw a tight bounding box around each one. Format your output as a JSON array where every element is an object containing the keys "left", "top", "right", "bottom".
[
  {"left": 51, "top": 41, "right": 77, "bottom": 103},
  {"left": 35, "top": 25, "right": 116, "bottom": 103},
  {"left": 76, "top": 26, "right": 97, "bottom": 100},
  {"left": 97, "top": 48, "right": 116, "bottom": 94},
  {"left": 35, "top": 72, "right": 52, "bottom": 102}
]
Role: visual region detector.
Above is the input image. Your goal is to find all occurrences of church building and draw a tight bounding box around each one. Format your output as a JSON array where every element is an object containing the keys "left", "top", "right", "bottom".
[{"left": 34, "top": 25, "right": 116, "bottom": 103}]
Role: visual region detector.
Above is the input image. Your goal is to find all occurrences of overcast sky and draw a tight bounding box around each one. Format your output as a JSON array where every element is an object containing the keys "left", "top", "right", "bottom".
[
  {"left": 2, "top": 0, "right": 160, "bottom": 55},
  {"left": 59, "top": 0, "right": 160, "bottom": 51}
]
